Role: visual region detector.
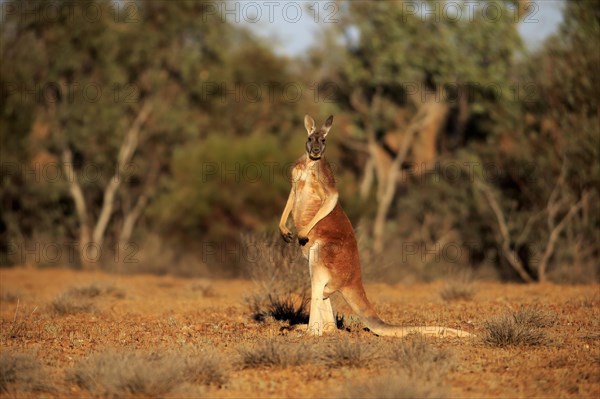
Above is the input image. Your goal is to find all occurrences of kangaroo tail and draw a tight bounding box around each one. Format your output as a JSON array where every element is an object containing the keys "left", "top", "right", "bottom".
[{"left": 340, "top": 285, "right": 474, "bottom": 338}]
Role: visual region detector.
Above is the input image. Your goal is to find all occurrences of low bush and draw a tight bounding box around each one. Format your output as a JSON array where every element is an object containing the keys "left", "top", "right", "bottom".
[
  {"left": 0, "top": 351, "right": 51, "bottom": 393},
  {"left": 238, "top": 339, "right": 312, "bottom": 369},
  {"left": 483, "top": 309, "right": 549, "bottom": 347},
  {"left": 68, "top": 349, "right": 227, "bottom": 396}
]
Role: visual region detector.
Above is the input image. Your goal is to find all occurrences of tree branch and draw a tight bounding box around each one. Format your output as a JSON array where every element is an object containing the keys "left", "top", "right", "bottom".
[
  {"left": 546, "top": 160, "right": 568, "bottom": 231},
  {"left": 537, "top": 191, "right": 588, "bottom": 282},
  {"left": 372, "top": 100, "right": 432, "bottom": 253},
  {"left": 476, "top": 180, "right": 535, "bottom": 283},
  {"left": 118, "top": 158, "right": 160, "bottom": 246},
  {"left": 92, "top": 102, "right": 152, "bottom": 247},
  {"left": 514, "top": 208, "right": 546, "bottom": 249},
  {"left": 359, "top": 156, "right": 375, "bottom": 201},
  {"left": 61, "top": 147, "right": 92, "bottom": 247}
]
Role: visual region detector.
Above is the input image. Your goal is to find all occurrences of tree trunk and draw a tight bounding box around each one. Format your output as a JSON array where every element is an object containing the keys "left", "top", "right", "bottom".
[
  {"left": 117, "top": 157, "right": 159, "bottom": 251},
  {"left": 58, "top": 103, "right": 152, "bottom": 268},
  {"left": 477, "top": 181, "right": 535, "bottom": 283},
  {"left": 61, "top": 147, "right": 94, "bottom": 268},
  {"left": 92, "top": 102, "right": 152, "bottom": 249},
  {"left": 359, "top": 157, "right": 375, "bottom": 201},
  {"left": 372, "top": 96, "right": 448, "bottom": 254},
  {"left": 537, "top": 192, "right": 587, "bottom": 282}
]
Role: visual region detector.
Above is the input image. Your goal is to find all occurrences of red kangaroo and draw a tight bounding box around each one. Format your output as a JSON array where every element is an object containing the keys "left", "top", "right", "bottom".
[{"left": 279, "top": 114, "right": 473, "bottom": 338}]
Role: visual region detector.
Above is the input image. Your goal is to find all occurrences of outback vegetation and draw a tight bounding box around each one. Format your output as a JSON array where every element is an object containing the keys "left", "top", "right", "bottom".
[
  {"left": 0, "top": 1, "right": 599, "bottom": 398},
  {"left": 1, "top": 1, "right": 597, "bottom": 283}
]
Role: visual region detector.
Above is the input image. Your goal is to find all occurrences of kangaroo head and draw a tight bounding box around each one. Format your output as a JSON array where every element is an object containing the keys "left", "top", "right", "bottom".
[{"left": 304, "top": 114, "right": 333, "bottom": 160}]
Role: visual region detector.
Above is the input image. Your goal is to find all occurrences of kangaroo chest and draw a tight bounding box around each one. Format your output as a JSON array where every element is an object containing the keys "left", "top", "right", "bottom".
[{"left": 292, "top": 161, "right": 329, "bottom": 229}]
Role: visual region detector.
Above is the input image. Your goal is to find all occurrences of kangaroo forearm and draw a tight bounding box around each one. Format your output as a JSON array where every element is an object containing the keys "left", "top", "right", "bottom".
[
  {"left": 279, "top": 205, "right": 290, "bottom": 227},
  {"left": 279, "top": 191, "right": 295, "bottom": 227}
]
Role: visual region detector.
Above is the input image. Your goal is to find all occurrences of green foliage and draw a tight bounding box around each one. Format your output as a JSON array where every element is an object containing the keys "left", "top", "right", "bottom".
[
  {"left": 151, "top": 134, "right": 300, "bottom": 250},
  {"left": 1, "top": 1, "right": 307, "bottom": 269},
  {"left": 325, "top": 1, "right": 522, "bottom": 137},
  {"left": 340, "top": 1, "right": 521, "bottom": 83},
  {"left": 471, "top": 2, "right": 600, "bottom": 280},
  {"left": 1, "top": 0, "right": 232, "bottom": 264}
]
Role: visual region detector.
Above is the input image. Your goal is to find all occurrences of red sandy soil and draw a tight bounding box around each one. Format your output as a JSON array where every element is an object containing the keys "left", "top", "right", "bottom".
[{"left": 1, "top": 266, "right": 599, "bottom": 398}]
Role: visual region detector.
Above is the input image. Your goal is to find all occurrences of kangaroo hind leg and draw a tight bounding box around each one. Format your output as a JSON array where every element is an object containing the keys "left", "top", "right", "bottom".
[{"left": 308, "top": 244, "right": 336, "bottom": 335}]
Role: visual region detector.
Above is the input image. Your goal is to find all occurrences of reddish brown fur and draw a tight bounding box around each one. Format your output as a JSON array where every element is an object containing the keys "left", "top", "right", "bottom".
[{"left": 290, "top": 153, "right": 383, "bottom": 323}]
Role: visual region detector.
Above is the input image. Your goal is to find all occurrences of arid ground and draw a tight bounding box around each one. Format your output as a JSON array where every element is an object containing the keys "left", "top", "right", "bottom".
[{"left": 1, "top": 267, "right": 599, "bottom": 398}]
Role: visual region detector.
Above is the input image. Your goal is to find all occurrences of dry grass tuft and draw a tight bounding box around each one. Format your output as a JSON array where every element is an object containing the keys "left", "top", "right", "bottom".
[
  {"left": 440, "top": 271, "right": 476, "bottom": 301},
  {"left": 0, "top": 291, "right": 21, "bottom": 304},
  {"left": 0, "top": 351, "right": 51, "bottom": 393},
  {"left": 247, "top": 295, "right": 269, "bottom": 323},
  {"left": 389, "top": 336, "right": 455, "bottom": 378},
  {"left": 69, "top": 283, "right": 126, "bottom": 299},
  {"left": 440, "top": 280, "right": 476, "bottom": 301},
  {"left": 340, "top": 338, "right": 453, "bottom": 398},
  {"left": 238, "top": 339, "right": 312, "bottom": 369},
  {"left": 3, "top": 300, "right": 38, "bottom": 339},
  {"left": 248, "top": 294, "right": 309, "bottom": 325},
  {"left": 180, "top": 349, "right": 228, "bottom": 386},
  {"left": 340, "top": 373, "right": 447, "bottom": 399},
  {"left": 52, "top": 294, "right": 96, "bottom": 315},
  {"left": 243, "top": 234, "right": 312, "bottom": 327},
  {"left": 512, "top": 307, "right": 556, "bottom": 328},
  {"left": 577, "top": 295, "right": 599, "bottom": 308},
  {"left": 483, "top": 309, "right": 549, "bottom": 347},
  {"left": 191, "top": 283, "right": 217, "bottom": 297},
  {"left": 69, "top": 351, "right": 180, "bottom": 396},
  {"left": 321, "top": 338, "right": 378, "bottom": 368},
  {"left": 52, "top": 283, "right": 125, "bottom": 315},
  {"left": 267, "top": 295, "right": 309, "bottom": 325},
  {"left": 68, "top": 349, "right": 226, "bottom": 397},
  {"left": 239, "top": 338, "right": 381, "bottom": 370}
]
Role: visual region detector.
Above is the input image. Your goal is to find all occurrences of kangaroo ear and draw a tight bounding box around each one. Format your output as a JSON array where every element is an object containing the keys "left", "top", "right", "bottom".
[
  {"left": 322, "top": 115, "right": 334, "bottom": 137},
  {"left": 304, "top": 114, "right": 315, "bottom": 135}
]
